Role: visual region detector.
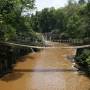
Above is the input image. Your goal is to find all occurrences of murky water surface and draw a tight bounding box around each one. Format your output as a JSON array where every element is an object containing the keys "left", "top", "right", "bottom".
[{"left": 0, "top": 44, "right": 90, "bottom": 90}]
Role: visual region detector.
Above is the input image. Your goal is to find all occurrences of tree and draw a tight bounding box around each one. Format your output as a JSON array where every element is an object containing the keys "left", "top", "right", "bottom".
[
  {"left": 31, "top": 8, "right": 56, "bottom": 33},
  {"left": 85, "top": 2, "right": 90, "bottom": 37},
  {"left": 54, "top": 8, "right": 66, "bottom": 33},
  {"left": 0, "top": 0, "right": 36, "bottom": 42},
  {"left": 79, "top": 0, "right": 86, "bottom": 4}
]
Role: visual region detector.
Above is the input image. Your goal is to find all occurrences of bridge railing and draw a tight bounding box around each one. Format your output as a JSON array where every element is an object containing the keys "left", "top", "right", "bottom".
[{"left": 0, "top": 41, "right": 90, "bottom": 49}]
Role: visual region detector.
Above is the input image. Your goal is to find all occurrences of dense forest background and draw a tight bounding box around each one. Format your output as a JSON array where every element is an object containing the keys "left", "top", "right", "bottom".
[
  {"left": 0, "top": 0, "right": 90, "bottom": 44},
  {"left": 31, "top": 0, "right": 90, "bottom": 42}
]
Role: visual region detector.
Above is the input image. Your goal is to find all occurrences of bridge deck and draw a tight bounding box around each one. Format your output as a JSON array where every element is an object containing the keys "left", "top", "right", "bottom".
[{"left": 0, "top": 42, "right": 90, "bottom": 49}]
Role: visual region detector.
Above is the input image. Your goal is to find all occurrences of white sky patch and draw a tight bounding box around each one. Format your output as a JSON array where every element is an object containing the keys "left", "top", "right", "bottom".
[{"left": 35, "top": 0, "right": 68, "bottom": 11}]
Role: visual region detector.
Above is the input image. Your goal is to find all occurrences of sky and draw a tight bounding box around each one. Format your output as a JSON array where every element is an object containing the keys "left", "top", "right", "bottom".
[{"left": 35, "top": 0, "right": 69, "bottom": 11}]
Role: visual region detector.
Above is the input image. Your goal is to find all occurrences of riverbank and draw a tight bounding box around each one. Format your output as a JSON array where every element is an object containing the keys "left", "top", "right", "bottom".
[
  {"left": 0, "top": 42, "right": 41, "bottom": 77},
  {"left": 75, "top": 47, "right": 90, "bottom": 76}
]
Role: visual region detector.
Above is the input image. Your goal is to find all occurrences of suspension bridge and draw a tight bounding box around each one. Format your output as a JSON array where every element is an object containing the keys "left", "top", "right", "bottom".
[{"left": 1, "top": 42, "right": 90, "bottom": 49}]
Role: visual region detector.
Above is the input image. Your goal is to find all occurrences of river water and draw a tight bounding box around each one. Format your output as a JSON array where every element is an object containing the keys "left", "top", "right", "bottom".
[{"left": 0, "top": 44, "right": 90, "bottom": 90}]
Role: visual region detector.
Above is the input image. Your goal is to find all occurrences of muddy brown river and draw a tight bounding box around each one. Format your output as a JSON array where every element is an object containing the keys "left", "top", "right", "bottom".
[{"left": 0, "top": 44, "right": 90, "bottom": 90}]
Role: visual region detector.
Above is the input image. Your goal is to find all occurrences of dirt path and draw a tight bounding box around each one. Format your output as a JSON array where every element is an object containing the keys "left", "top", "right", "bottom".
[{"left": 0, "top": 45, "right": 90, "bottom": 90}]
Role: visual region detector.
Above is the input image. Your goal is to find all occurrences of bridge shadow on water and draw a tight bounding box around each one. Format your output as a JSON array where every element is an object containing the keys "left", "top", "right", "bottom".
[
  {"left": 1, "top": 69, "right": 90, "bottom": 82},
  {"left": 0, "top": 69, "right": 77, "bottom": 82},
  {"left": 13, "top": 68, "right": 78, "bottom": 72},
  {"left": 0, "top": 69, "right": 78, "bottom": 82}
]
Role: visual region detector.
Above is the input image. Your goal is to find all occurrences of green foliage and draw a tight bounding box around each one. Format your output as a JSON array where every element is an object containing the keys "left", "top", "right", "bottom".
[
  {"left": 31, "top": 8, "right": 56, "bottom": 33},
  {"left": 79, "top": 0, "right": 86, "bottom": 4},
  {"left": 0, "top": 0, "right": 90, "bottom": 43},
  {"left": 0, "top": 0, "right": 43, "bottom": 45},
  {"left": 86, "top": 56, "right": 90, "bottom": 65},
  {"left": 29, "top": 1, "right": 90, "bottom": 42},
  {"left": 75, "top": 48, "right": 90, "bottom": 71}
]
